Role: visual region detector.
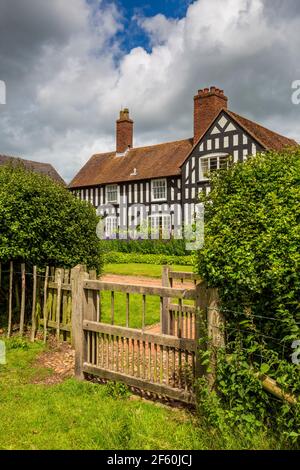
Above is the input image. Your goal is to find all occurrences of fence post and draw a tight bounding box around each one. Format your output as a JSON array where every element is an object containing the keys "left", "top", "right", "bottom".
[
  {"left": 71, "top": 265, "right": 88, "bottom": 380},
  {"left": 207, "top": 287, "right": 225, "bottom": 390},
  {"left": 195, "top": 281, "right": 208, "bottom": 379},
  {"left": 7, "top": 261, "right": 13, "bottom": 338},
  {"left": 43, "top": 267, "right": 49, "bottom": 343},
  {"left": 55, "top": 268, "right": 63, "bottom": 341},
  {"left": 161, "top": 265, "right": 170, "bottom": 334},
  {"left": 30, "top": 266, "right": 37, "bottom": 342},
  {"left": 19, "top": 263, "right": 26, "bottom": 336}
]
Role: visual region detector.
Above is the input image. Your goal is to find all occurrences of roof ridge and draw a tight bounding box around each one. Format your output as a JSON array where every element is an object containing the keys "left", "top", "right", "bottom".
[
  {"left": 0, "top": 154, "right": 53, "bottom": 168},
  {"left": 92, "top": 137, "right": 193, "bottom": 157},
  {"left": 227, "top": 110, "right": 298, "bottom": 146},
  {"left": 130, "top": 137, "right": 193, "bottom": 152},
  {"left": 0, "top": 154, "right": 65, "bottom": 185}
]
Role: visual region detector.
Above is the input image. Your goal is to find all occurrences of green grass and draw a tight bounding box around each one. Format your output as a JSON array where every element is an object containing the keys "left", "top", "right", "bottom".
[
  {"left": 101, "top": 264, "right": 194, "bottom": 327},
  {"left": 100, "top": 292, "right": 160, "bottom": 328},
  {"left": 0, "top": 338, "right": 279, "bottom": 450},
  {"left": 103, "top": 263, "right": 193, "bottom": 278}
]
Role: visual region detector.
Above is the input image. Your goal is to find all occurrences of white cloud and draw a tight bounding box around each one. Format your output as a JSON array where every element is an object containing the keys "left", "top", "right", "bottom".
[{"left": 0, "top": 0, "right": 299, "bottom": 183}]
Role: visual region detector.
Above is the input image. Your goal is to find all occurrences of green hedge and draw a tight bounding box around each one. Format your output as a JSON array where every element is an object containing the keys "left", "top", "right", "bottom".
[
  {"left": 103, "top": 251, "right": 194, "bottom": 266},
  {"left": 100, "top": 239, "right": 189, "bottom": 256},
  {"left": 0, "top": 164, "right": 101, "bottom": 271},
  {"left": 196, "top": 148, "right": 300, "bottom": 447}
]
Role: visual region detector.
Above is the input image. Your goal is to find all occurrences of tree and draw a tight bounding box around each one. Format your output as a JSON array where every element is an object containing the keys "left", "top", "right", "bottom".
[
  {"left": 197, "top": 148, "right": 300, "bottom": 343},
  {"left": 0, "top": 164, "right": 102, "bottom": 272}
]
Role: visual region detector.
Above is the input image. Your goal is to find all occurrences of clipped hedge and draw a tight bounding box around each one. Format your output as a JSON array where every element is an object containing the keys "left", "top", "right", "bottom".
[
  {"left": 103, "top": 251, "right": 194, "bottom": 266},
  {"left": 99, "top": 238, "right": 189, "bottom": 256},
  {"left": 0, "top": 164, "right": 102, "bottom": 271}
]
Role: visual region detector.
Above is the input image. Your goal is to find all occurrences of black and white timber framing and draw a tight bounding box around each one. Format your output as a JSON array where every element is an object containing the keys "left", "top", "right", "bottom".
[{"left": 70, "top": 110, "right": 266, "bottom": 238}]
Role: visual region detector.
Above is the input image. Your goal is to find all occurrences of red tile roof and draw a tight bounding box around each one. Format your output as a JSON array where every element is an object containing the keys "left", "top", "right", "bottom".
[
  {"left": 69, "top": 138, "right": 193, "bottom": 188},
  {"left": 69, "top": 109, "right": 298, "bottom": 189},
  {"left": 0, "top": 154, "right": 65, "bottom": 185},
  {"left": 227, "top": 110, "right": 298, "bottom": 151}
]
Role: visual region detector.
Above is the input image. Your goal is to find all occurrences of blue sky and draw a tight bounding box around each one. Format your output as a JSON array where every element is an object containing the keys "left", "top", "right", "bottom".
[
  {"left": 115, "top": 0, "right": 192, "bottom": 20},
  {"left": 106, "top": 0, "right": 193, "bottom": 51}
]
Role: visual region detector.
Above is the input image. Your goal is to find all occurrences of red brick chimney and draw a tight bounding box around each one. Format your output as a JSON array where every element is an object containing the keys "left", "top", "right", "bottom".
[
  {"left": 116, "top": 108, "right": 133, "bottom": 153},
  {"left": 194, "top": 86, "right": 228, "bottom": 144}
]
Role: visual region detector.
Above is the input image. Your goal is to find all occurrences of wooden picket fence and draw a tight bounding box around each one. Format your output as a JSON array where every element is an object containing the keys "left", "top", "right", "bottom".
[
  {"left": 0, "top": 262, "right": 73, "bottom": 341},
  {"left": 0, "top": 261, "right": 225, "bottom": 403}
]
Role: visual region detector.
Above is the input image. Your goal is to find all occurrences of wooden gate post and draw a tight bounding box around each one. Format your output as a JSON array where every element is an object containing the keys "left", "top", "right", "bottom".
[
  {"left": 207, "top": 288, "right": 225, "bottom": 390},
  {"left": 161, "top": 265, "right": 170, "bottom": 334},
  {"left": 71, "top": 265, "right": 88, "bottom": 380}
]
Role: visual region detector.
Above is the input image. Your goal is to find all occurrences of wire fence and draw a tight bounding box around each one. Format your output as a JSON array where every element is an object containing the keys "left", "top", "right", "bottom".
[{"left": 206, "top": 304, "right": 300, "bottom": 371}]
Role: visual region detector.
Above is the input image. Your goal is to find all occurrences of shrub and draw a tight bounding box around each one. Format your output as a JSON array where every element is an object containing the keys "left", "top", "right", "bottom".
[
  {"left": 100, "top": 238, "right": 188, "bottom": 256},
  {"left": 0, "top": 164, "right": 102, "bottom": 272},
  {"left": 103, "top": 251, "right": 194, "bottom": 266},
  {"left": 197, "top": 148, "right": 300, "bottom": 350},
  {"left": 196, "top": 148, "right": 300, "bottom": 446}
]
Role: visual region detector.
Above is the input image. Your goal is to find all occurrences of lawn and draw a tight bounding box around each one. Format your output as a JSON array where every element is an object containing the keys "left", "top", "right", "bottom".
[
  {"left": 0, "top": 338, "right": 279, "bottom": 450},
  {"left": 103, "top": 263, "right": 193, "bottom": 278},
  {"left": 101, "top": 263, "right": 194, "bottom": 327},
  {"left": 100, "top": 292, "right": 160, "bottom": 328}
]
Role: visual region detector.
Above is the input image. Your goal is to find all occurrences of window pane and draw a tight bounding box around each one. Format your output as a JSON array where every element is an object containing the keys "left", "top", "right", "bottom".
[
  {"left": 201, "top": 158, "right": 208, "bottom": 177},
  {"left": 107, "top": 185, "right": 118, "bottom": 202},
  {"left": 219, "top": 155, "right": 229, "bottom": 169},
  {"left": 152, "top": 179, "right": 166, "bottom": 200},
  {"left": 209, "top": 157, "right": 218, "bottom": 171}
]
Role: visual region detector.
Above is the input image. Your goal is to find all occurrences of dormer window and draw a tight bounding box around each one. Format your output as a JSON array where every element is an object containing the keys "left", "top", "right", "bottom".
[
  {"left": 106, "top": 184, "right": 119, "bottom": 204},
  {"left": 199, "top": 154, "right": 230, "bottom": 180},
  {"left": 151, "top": 178, "right": 167, "bottom": 201}
]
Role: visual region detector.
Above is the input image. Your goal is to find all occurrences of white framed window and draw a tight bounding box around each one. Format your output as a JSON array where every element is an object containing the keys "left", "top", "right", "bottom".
[
  {"left": 199, "top": 153, "right": 230, "bottom": 180},
  {"left": 105, "top": 215, "right": 118, "bottom": 238},
  {"left": 106, "top": 184, "right": 119, "bottom": 204},
  {"left": 151, "top": 178, "right": 167, "bottom": 201}
]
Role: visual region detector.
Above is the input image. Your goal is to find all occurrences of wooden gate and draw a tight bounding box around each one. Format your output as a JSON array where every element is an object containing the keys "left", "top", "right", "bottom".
[{"left": 71, "top": 265, "right": 224, "bottom": 404}]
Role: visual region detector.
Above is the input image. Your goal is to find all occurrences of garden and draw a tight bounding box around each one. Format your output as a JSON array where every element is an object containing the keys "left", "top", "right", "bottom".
[{"left": 1, "top": 150, "right": 300, "bottom": 450}]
